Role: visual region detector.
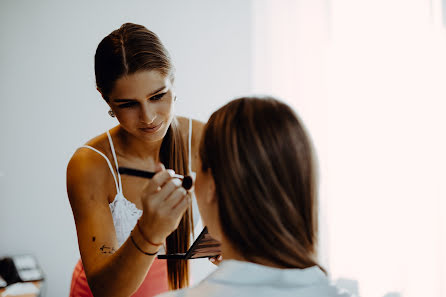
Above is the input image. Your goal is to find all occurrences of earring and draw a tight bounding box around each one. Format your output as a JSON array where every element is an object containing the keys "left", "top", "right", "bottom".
[
  {"left": 174, "top": 96, "right": 177, "bottom": 102},
  {"left": 108, "top": 109, "right": 115, "bottom": 117}
]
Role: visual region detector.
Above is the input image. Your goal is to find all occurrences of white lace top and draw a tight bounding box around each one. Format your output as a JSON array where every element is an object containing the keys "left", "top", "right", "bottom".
[{"left": 81, "top": 118, "right": 200, "bottom": 252}]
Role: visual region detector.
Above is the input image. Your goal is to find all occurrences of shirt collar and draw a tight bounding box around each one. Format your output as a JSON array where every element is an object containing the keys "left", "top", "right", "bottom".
[{"left": 206, "top": 259, "right": 328, "bottom": 287}]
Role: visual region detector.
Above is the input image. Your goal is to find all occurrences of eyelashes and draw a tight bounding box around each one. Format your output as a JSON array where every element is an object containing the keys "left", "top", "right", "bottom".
[
  {"left": 118, "top": 102, "right": 137, "bottom": 108},
  {"left": 150, "top": 92, "right": 167, "bottom": 101},
  {"left": 117, "top": 92, "right": 168, "bottom": 108}
]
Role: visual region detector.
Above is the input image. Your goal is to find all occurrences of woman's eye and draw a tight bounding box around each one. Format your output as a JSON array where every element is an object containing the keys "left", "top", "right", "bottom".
[
  {"left": 150, "top": 92, "right": 167, "bottom": 101},
  {"left": 118, "top": 102, "right": 137, "bottom": 108},
  {"left": 116, "top": 92, "right": 167, "bottom": 108}
]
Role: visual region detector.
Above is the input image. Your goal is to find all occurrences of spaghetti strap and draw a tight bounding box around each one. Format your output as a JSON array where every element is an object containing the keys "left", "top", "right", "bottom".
[
  {"left": 80, "top": 145, "right": 120, "bottom": 194},
  {"left": 106, "top": 131, "right": 123, "bottom": 193},
  {"left": 188, "top": 118, "right": 193, "bottom": 173}
]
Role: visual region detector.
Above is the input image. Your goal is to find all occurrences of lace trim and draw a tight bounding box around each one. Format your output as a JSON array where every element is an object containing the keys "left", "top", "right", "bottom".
[{"left": 109, "top": 193, "right": 143, "bottom": 247}]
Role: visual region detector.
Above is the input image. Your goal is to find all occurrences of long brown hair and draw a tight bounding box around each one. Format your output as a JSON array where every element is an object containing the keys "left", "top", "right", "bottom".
[
  {"left": 200, "top": 96, "right": 323, "bottom": 270},
  {"left": 95, "top": 23, "right": 191, "bottom": 289}
]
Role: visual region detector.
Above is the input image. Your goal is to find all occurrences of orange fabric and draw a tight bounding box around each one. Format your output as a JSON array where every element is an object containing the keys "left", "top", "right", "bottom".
[{"left": 69, "top": 258, "right": 168, "bottom": 297}]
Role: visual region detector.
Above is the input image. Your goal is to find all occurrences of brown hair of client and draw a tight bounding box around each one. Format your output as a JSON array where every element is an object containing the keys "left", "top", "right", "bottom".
[{"left": 199, "top": 96, "right": 324, "bottom": 271}]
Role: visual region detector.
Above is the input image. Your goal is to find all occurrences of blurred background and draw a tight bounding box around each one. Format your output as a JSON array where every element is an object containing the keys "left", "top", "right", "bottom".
[{"left": 1, "top": 0, "right": 445, "bottom": 297}]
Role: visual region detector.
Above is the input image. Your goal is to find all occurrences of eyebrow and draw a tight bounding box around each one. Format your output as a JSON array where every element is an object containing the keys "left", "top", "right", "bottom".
[{"left": 112, "top": 86, "right": 167, "bottom": 103}]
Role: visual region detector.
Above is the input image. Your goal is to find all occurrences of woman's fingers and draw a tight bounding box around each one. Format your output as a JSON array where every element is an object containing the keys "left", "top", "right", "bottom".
[
  {"left": 209, "top": 255, "right": 223, "bottom": 266},
  {"left": 169, "top": 190, "right": 190, "bottom": 225},
  {"left": 154, "top": 163, "right": 165, "bottom": 172},
  {"left": 139, "top": 165, "right": 191, "bottom": 240},
  {"left": 155, "top": 178, "right": 182, "bottom": 201},
  {"left": 142, "top": 168, "right": 173, "bottom": 194},
  {"left": 166, "top": 187, "right": 189, "bottom": 209}
]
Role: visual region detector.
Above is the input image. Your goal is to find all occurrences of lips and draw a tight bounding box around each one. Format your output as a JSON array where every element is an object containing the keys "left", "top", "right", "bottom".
[{"left": 140, "top": 122, "right": 163, "bottom": 133}]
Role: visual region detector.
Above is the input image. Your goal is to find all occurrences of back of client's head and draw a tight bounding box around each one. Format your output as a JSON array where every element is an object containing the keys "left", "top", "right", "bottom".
[{"left": 199, "top": 96, "right": 321, "bottom": 270}]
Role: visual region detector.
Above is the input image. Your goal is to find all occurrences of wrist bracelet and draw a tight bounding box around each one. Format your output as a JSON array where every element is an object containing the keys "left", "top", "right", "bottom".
[
  {"left": 130, "top": 235, "right": 159, "bottom": 256},
  {"left": 137, "top": 220, "right": 164, "bottom": 247}
]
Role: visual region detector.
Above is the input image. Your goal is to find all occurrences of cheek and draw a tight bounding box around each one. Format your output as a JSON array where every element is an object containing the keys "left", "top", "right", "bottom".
[
  {"left": 116, "top": 109, "right": 139, "bottom": 126},
  {"left": 159, "top": 102, "right": 174, "bottom": 118}
]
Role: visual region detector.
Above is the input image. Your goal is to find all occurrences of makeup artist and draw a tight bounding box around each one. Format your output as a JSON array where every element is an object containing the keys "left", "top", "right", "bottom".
[
  {"left": 66, "top": 23, "right": 204, "bottom": 297},
  {"left": 157, "top": 97, "right": 351, "bottom": 297}
]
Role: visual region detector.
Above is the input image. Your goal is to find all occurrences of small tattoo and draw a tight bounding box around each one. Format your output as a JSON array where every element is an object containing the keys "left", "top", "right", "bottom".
[
  {"left": 92, "top": 237, "right": 96, "bottom": 242},
  {"left": 99, "top": 244, "right": 116, "bottom": 254}
]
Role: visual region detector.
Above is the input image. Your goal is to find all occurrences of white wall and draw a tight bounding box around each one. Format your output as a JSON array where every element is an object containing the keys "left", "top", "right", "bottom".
[
  {"left": 325, "top": 2, "right": 446, "bottom": 296},
  {"left": 0, "top": 1, "right": 252, "bottom": 296},
  {"left": 252, "top": 1, "right": 446, "bottom": 297}
]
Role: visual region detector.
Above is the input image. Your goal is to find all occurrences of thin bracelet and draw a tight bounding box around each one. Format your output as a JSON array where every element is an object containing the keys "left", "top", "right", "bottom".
[
  {"left": 130, "top": 235, "right": 159, "bottom": 256},
  {"left": 137, "top": 220, "right": 164, "bottom": 247}
]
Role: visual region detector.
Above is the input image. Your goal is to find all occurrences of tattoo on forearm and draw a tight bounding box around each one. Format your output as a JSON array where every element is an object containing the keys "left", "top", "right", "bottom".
[{"left": 99, "top": 244, "right": 116, "bottom": 254}]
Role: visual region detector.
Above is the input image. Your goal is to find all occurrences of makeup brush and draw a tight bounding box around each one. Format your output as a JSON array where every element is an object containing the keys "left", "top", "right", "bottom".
[{"left": 118, "top": 167, "right": 193, "bottom": 190}]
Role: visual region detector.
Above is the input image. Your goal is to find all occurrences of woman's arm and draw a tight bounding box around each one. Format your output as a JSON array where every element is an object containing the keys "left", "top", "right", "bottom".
[{"left": 67, "top": 149, "right": 189, "bottom": 297}]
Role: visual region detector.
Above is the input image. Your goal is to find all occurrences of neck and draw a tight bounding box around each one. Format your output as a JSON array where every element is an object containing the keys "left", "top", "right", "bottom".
[
  {"left": 220, "top": 238, "right": 245, "bottom": 262},
  {"left": 220, "top": 237, "right": 289, "bottom": 269},
  {"left": 114, "top": 126, "right": 164, "bottom": 165}
]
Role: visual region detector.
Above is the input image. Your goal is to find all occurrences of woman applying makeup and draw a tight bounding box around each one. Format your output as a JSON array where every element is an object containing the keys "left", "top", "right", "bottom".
[
  {"left": 67, "top": 23, "right": 203, "bottom": 297},
  {"left": 157, "top": 97, "right": 351, "bottom": 297}
]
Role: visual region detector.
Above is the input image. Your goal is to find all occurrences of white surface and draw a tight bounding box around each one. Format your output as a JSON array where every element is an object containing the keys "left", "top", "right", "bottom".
[
  {"left": 0, "top": 1, "right": 252, "bottom": 296},
  {"left": 253, "top": 1, "right": 446, "bottom": 297},
  {"left": 17, "top": 270, "right": 43, "bottom": 282},
  {"left": 1, "top": 283, "right": 39, "bottom": 297},
  {"left": 11, "top": 255, "right": 37, "bottom": 270}
]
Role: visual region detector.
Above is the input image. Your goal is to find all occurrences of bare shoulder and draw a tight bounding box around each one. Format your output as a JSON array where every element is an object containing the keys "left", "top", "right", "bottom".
[
  {"left": 67, "top": 131, "right": 111, "bottom": 185},
  {"left": 66, "top": 139, "right": 114, "bottom": 208},
  {"left": 176, "top": 116, "right": 205, "bottom": 141},
  {"left": 84, "top": 129, "right": 112, "bottom": 150},
  {"left": 175, "top": 116, "right": 205, "bottom": 172},
  {"left": 67, "top": 147, "right": 109, "bottom": 184},
  {"left": 192, "top": 118, "right": 205, "bottom": 141}
]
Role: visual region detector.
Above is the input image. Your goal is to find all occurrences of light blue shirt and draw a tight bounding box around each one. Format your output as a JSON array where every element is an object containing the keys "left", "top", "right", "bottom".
[{"left": 156, "top": 260, "right": 352, "bottom": 297}]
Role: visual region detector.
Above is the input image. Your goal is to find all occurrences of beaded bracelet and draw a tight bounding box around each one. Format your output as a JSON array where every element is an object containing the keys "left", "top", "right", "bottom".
[
  {"left": 130, "top": 235, "right": 159, "bottom": 256},
  {"left": 137, "top": 220, "right": 164, "bottom": 247}
]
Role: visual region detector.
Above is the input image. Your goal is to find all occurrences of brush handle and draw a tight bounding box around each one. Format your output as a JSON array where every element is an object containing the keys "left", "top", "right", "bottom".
[
  {"left": 118, "top": 167, "right": 193, "bottom": 190},
  {"left": 118, "top": 167, "right": 156, "bottom": 179}
]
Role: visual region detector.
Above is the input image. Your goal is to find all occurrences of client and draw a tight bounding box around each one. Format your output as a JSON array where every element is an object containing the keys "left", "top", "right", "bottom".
[{"left": 157, "top": 96, "right": 351, "bottom": 297}]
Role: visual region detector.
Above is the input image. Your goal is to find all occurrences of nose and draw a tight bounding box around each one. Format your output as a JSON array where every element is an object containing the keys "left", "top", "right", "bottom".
[{"left": 140, "top": 102, "right": 156, "bottom": 124}]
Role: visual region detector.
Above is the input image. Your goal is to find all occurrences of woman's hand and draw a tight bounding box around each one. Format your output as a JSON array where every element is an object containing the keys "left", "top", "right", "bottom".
[
  {"left": 209, "top": 255, "right": 223, "bottom": 266},
  {"left": 138, "top": 164, "right": 191, "bottom": 245}
]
